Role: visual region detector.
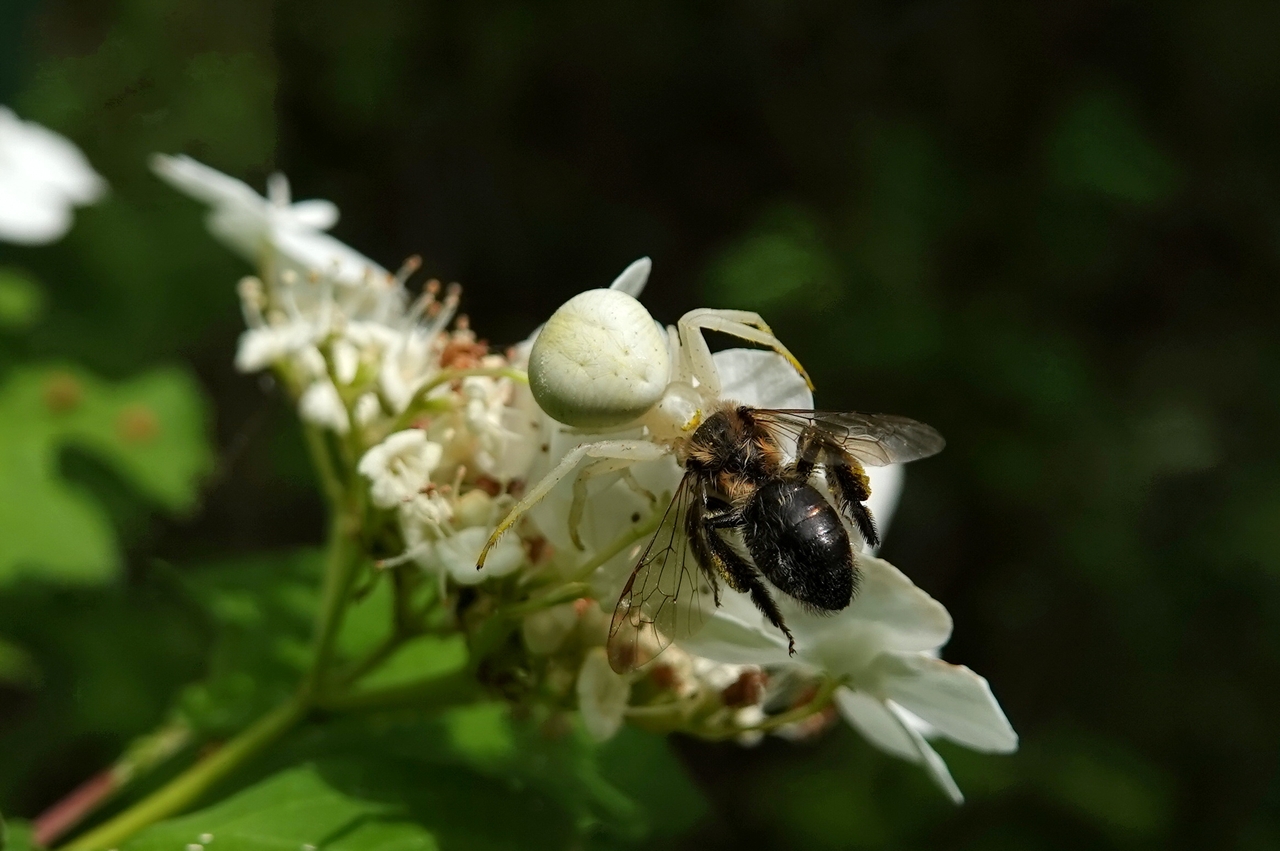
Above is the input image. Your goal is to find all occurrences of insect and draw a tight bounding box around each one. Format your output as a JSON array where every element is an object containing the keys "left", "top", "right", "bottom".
[{"left": 606, "top": 403, "right": 944, "bottom": 673}]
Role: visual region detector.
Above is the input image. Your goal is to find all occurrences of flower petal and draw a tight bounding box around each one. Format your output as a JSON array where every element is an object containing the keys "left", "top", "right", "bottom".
[
  {"left": 577, "top": 647, "right": 631, "bottom": 741},
  {"left": 436, "top": 527, "right": 523, "bottom": 585},
  {"left": 290, "top": 199, "right": 340, "bottom": 230},
  {"left": 608, "top": 256, "right": 652, "bottom": 298},
  {"left": 835, "top": 686, "right": 918, "bottom": 760},
  {"left": 835, "top": 687, "right": 964, "bottom": 804},
  {"left": 298, "top": 379, "right": 350, "bottom": 434},
  {"left": 713, "top": 348, "right": 813, "bottom": 409},
  {"left": 150, "top": 153, "right": 260, "bottom": 210},
  {"left": 0, "top": 108, "right": 105, "bottom": 203},
  {"left": 868, "top": 653, "right": 1018, "bottom": 753},
  {"left": 0, "top": 179, "right": 73, "bottom": 244},
  {"left": 678, "top": 589, "right": 795, "bottom": 667},
  {"left": 864, "top": 464, "right": 903, "bottom": 550}
]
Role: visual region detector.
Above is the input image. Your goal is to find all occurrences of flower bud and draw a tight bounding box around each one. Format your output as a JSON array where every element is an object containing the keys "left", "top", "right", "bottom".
[{"left": 528, "top": 289, "right": 670, "bottom": 428}]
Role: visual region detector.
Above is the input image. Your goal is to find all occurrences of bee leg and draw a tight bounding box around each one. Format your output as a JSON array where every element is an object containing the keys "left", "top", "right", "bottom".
[
  {"left": 794, "top": 428, "right": 880, "bottom": 549},
  {"left": 689, "top": 514, "right": 796, "bottom": 655}
]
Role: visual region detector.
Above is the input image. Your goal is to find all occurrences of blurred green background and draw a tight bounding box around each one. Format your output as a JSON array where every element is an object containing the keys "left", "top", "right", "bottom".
[{"left": 3, "top": 1, "right": 1280, "bottom": 849}]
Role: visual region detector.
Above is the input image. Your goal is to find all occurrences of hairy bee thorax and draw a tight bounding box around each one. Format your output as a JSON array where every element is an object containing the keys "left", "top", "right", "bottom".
[{"left": 682, "top": 403, "right": 785, "bottom": 481}]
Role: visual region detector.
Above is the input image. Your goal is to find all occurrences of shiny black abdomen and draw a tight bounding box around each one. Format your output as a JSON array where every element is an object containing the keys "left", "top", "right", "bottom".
[{"left": 741, "top": 480, "right": 856, "bottom": 612}]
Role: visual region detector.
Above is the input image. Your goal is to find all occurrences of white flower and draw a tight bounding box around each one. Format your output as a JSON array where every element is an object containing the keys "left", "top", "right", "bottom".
[
  {"left": 577, "top": 648, "right": 631, "bottom": 741},
  {"left": 682, "top": 555, "right": 1016, "bottom": 802},
  {"left": 429, "top": 526, "right": 523, "bottom": 585},
  {"left": 528, "top": 330, "right": 1008, "bottom": 798},
  {"left": 523, "top": 602, "right": 581, "bottom": 655},
  {"left": 459, "top": 373, "right": 538, "bottom": 481},
  {"left": 0, "top": 107, "right": 106, "bottom": 244},
  {"left": 298, "top": 379, "right": 350, "bottom": 434},
  {"left": 150, "top": 154, "right": 384, "bottom": 286},
  {"left": 358, "top": 430, "right": 444, "bottom": 509}
]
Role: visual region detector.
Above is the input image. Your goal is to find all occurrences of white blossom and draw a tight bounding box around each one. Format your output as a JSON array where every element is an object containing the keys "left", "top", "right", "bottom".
[
  {"left": 150, "top": 154, "right": 384, "bottom": 286},
  {"left": 0, "top": 107, "right": 106, "bottom": 244},
  {"left": 577, "top": 648, "right": 631, "bottom": 742},
  {"left": 522, "top": 602, "right": 581, "bottom": 655},
  {"left": 358, "top": 430, "right": 444, "bottom": 509},
  {"left": 430, "top": 526, "right": 524, "bottom": 585},
  {"left": 298, "top": 378, "right": 350, "bottom": 434}
]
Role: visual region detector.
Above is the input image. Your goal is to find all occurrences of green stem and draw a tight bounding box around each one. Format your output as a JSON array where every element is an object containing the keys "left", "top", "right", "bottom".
[
  {"left": 700, "top": 678, "right": 842, "bottom": 741},
  {"left": 389, "top": 366, "right": 527, "bottom": 432},
  {"left": 306, "top": 514, "right": 364, "bottom": 698},
  {"left": 316, "top": 669, "right": 477, "bottom": 713},
  {"left": 331, "top": 629, "right": 412, "bottom": 691},
  {"left": 33, "top": 722, "right": 193, "bottom": 847},
  {"left": 59, "top": 695, "right": 309, "bottom": 851},
  {"left": 302, "top": 425, "right": 345, "bottom": 508}
]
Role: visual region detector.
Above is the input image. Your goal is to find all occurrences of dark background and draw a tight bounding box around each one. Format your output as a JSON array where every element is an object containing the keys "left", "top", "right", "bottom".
[{"left": 3, "top": 1, "right": 1279, "bottom": 849}]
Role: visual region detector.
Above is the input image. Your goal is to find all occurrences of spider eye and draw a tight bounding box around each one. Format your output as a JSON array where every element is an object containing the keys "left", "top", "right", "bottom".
[{"left": 529, "top": 288, "right": 671, "bottom": 429}]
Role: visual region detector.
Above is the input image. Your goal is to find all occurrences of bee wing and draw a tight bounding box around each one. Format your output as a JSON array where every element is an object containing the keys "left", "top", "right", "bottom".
[
  {"left": 753, "top": 409, "right": 945, "bottom": 466},
  {"left": 607, "top": 475, "right": 716, "bottom": 674}
]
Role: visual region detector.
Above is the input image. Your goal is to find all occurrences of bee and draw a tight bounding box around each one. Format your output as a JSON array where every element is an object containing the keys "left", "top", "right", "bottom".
[{"left": 607, "top": 403, "right": 945, "bottom": 673}]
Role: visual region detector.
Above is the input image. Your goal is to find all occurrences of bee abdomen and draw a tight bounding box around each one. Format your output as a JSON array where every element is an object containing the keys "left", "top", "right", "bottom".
[{"left": 742, "top": 480, "right": 856, "bottom": 612}]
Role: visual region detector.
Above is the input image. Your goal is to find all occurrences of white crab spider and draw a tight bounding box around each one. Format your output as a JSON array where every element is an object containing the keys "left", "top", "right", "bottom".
[{"left": 477, "top": 258, "right": 813, "bottom": 568}]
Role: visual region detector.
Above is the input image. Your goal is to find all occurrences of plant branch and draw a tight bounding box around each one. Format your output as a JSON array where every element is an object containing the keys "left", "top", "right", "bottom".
[
  {"left": 316, "top": 669, "right": 477, "bottom": 714},
  {"left": 302, "top": 424, "right": 345, "bottom": 508},
  {"left": 34, "top": 720, "right": 193, "bottom": 847},
  {"left": 58, "top": 695, "right": 309, "bottom": 851},
  {"left": 305, "top": 511, "right": 365, "bottom": 699}
]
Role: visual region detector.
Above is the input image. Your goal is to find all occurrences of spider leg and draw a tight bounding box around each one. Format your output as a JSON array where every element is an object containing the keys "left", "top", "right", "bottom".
[
  {"left": 677, "top": 308, "right": 815, "bottom": 395},
  {"left": 477, "top": 439, "right": 668, "bottom": 568}
]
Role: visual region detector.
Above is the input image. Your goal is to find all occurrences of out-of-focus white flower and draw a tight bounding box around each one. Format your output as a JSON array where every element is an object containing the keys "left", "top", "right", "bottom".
[
  {"left": 150, "top": 154, "right": 384, "bottom": 286},
  {"left": 430, "top": 526, "right": 524, "bottom": 585},
  {"left": 523, "top": 602, "right": 581, "bottom": 655},
  {"left": 577, "top": 648, "right": 631, "bottom": 741},
  {"left": 298, "top": 378, "right": 350, "bottom": 434},
  {"left": 358, "top": 430, "right": 444, "bottom": 509},
  {"left": 0, "top": 107, "right": 106, "bottom": 244}
]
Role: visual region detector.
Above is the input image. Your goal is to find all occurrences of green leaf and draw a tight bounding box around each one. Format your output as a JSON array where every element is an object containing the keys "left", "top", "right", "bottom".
[
  {"left": 1050, "top": 89, "right": 1181, "bottom": 205},
  {"left": 705, "top": 206, "right": 839, "bottom": 312},
  {"left": 175, "top": 550, "right": 324, "bottom": 735},
  {"left": 0, "top": 574, "right": 206, "bottom": 809},
  {"left": 128, "top": 703, "right": 706, "bottom": 851},
  {"left": 1, "top": 817, "right": 38, "bottom": 851},
  {"left": 123, "top": 764, "right": 439, "bottom": 851},
  {"left": 596, "top": 728, "right": 707, "bottom": 842},
  {"left": 0, "top": 269, "right": 44, "bottom": 330},
  {"left": 0, "top": 636, "right": 40, "bottom": 688},
  {"left": 174, "top": 550, "right": 466, "bottom": 735},
  {"left": 0, "top": 363, "right": 211, "bottom": 585}
]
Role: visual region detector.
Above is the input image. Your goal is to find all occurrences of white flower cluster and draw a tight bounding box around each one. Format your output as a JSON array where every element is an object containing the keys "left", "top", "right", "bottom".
[
  {"left": 152, "top": 155, "right": 538, "bottom": 585},
  {"left": 155, "top": 155, "right": 1015, "bottom": 804},
  {"left": 0, "top": 106, "right": 105, "bottom": 245}
]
